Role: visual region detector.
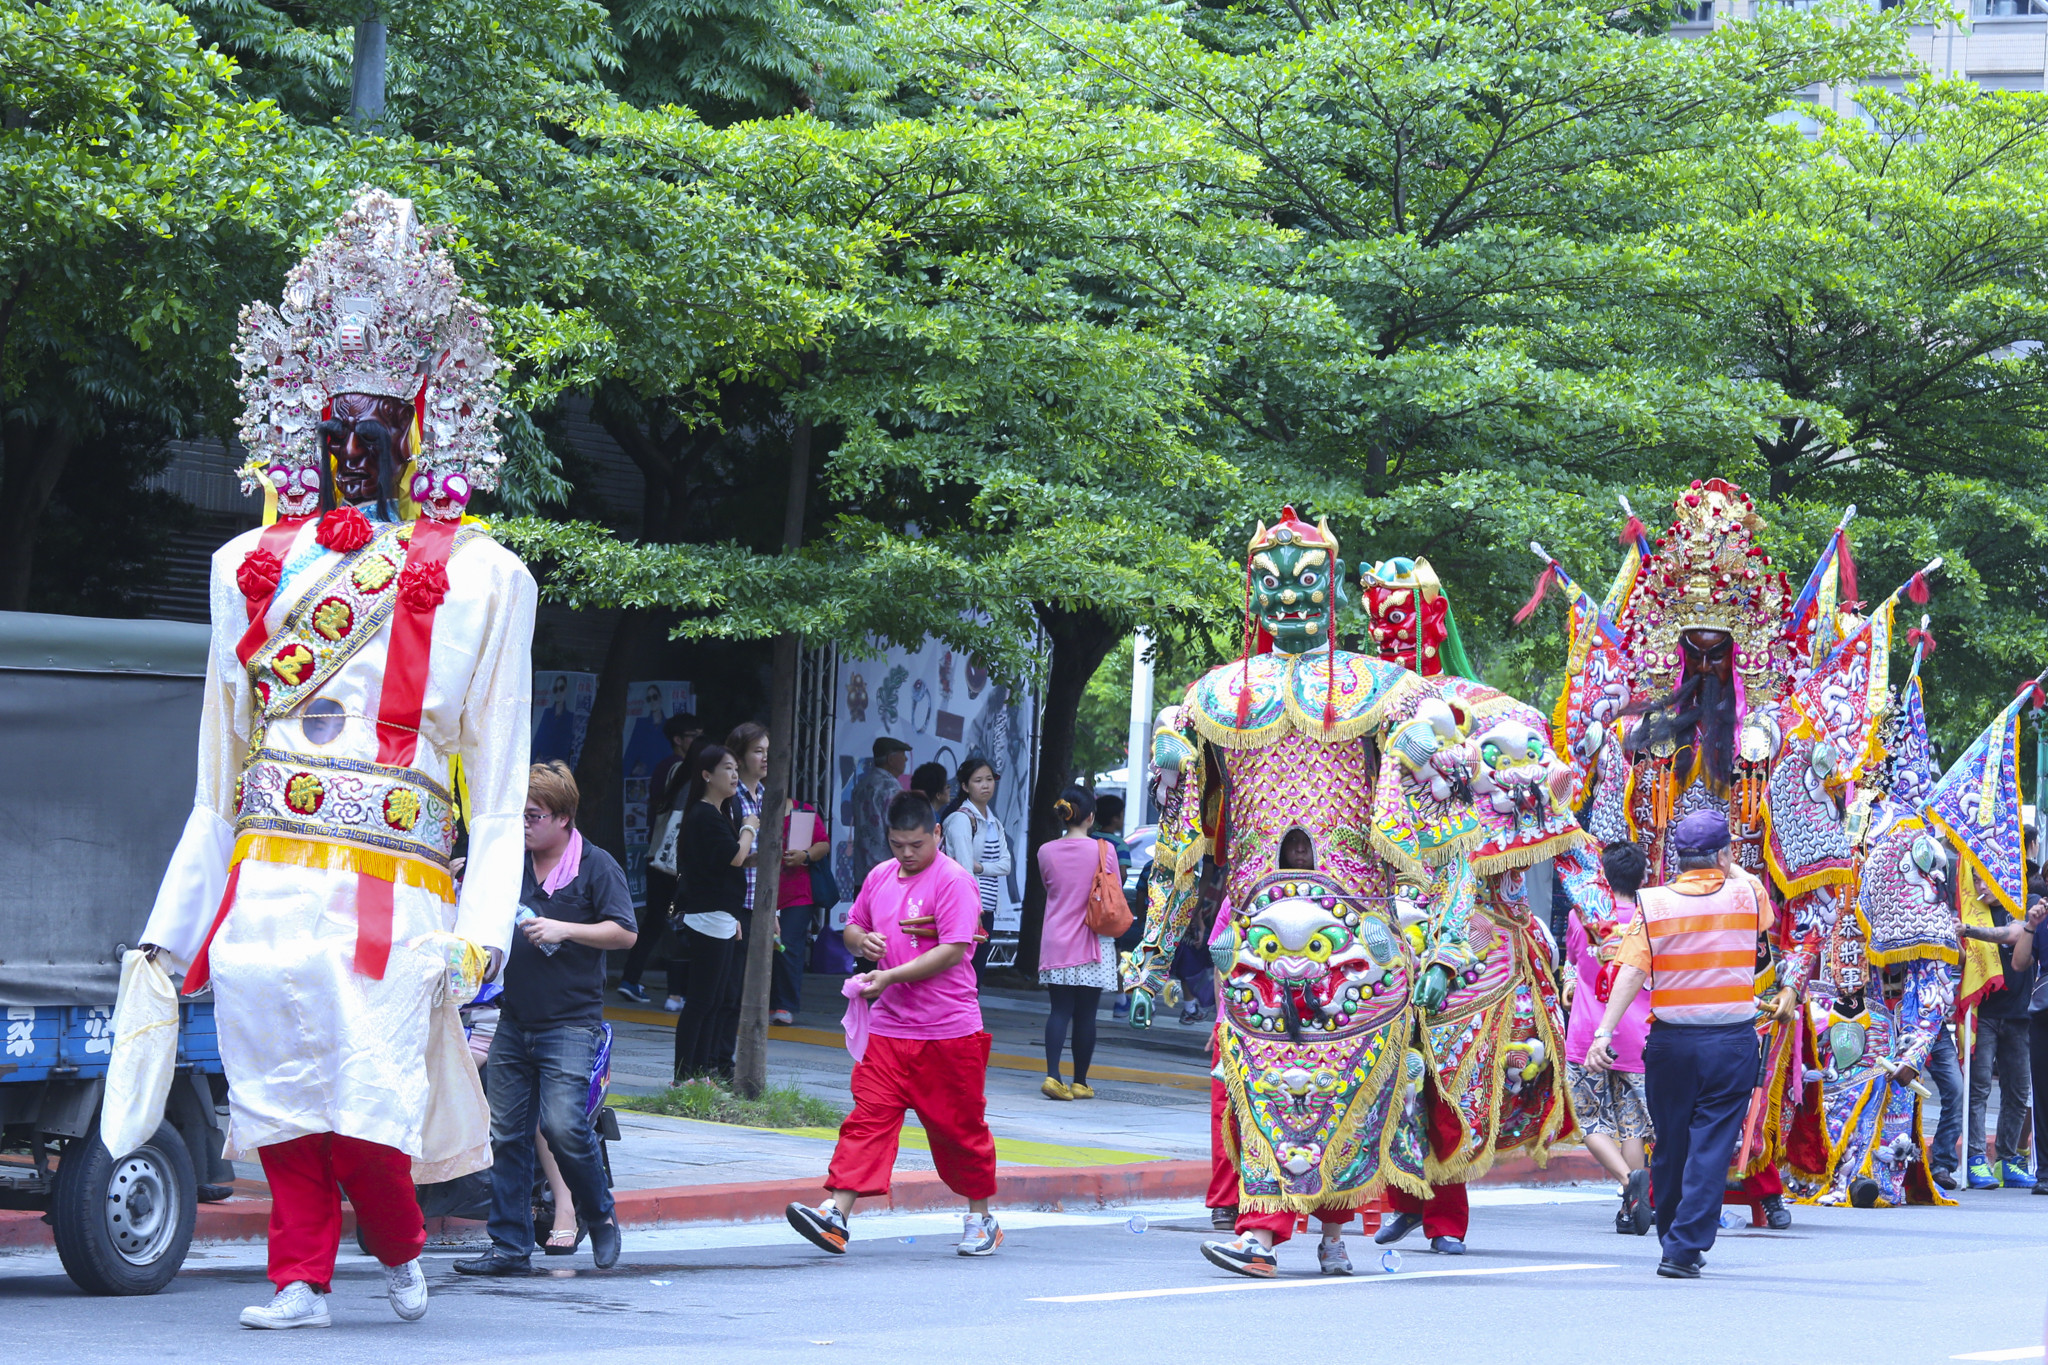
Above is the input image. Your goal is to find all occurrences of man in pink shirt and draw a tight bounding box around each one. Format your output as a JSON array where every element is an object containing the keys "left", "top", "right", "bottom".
[{"left": 786, "top": 790, "right": 1002, "bottom": 1258}]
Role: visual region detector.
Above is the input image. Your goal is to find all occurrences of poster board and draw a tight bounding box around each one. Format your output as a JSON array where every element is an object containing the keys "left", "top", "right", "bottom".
[
  {"left": 831, "top": 639, "right": 1036, "bottom": 963},
  {"left": 530, "top": 670, "right": 597, "bottom": 767},
  {"left": 623, "top": 679, "right": 696, "bottom": 905}
]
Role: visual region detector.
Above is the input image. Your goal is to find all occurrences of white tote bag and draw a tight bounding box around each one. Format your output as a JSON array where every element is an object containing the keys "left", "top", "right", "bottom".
[
  {"left": 100, "top": 950, "right": 180, "bottom": 1160},
  {"left": 648, "top": 804, "right": 684, "bottom": 876}
]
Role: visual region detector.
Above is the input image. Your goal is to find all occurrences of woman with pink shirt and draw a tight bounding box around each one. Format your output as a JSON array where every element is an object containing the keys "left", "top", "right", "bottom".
[
  {"left": 1567, "top": 841, "right": 1655, "bottom": 1234},
  {"left": 1036, "top": 786, "right": 1119, "bottom": 1100}
]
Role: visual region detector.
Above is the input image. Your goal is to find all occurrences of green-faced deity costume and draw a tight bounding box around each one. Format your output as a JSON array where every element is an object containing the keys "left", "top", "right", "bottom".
[{"left": 1124, "top": 509, "right": 1484, "bottom": 1211}]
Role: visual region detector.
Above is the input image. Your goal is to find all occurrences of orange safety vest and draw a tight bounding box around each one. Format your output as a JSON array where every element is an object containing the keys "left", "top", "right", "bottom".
[{"left": 1637, "top": 869, "right": 1765, "bottom": 1026}]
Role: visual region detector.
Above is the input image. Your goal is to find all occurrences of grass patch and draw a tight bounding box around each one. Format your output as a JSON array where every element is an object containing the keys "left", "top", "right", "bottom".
[{"left": 613, "top": 1078, "right": 846, "bottom": 1130}]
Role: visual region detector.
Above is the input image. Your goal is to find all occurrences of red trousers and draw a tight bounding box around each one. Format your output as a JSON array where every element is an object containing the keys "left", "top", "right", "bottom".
[
  {"left": 1208, "top": 1073, "right": 1238, "bottom": 1209},
  {"left": 257, "top": 1132, "right": 424, "bottom": 1293},
  {"left": 827, "top": 1031, "right": 997, "bottom": 1200},
  {"left": 1386, "top": 1180, "right": 1469, "bottom": 1239}
]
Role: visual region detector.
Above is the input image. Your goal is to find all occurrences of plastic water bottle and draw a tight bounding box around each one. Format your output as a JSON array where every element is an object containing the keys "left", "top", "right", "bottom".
[
  {"left": 514, "top": 905, "right": 560, "bottom": 956},
  {"left": 1126, "top": 1214, "right": 1149, "bottom": 1234},
  {"left": 1381, "top": 1249, "right": 1403, "bottom": 1273},
  {"left": 1718, "top": 1209, "right": 1744, "bottom": 1229}
]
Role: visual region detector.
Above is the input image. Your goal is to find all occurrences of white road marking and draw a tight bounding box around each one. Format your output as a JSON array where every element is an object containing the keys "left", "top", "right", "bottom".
[
  {"left": 1951, "top": 1349, "right": 2045, "bottom": 1361},
  {"left": 1033, "top": 1260, "right": 1619, "bottom": 1301}
]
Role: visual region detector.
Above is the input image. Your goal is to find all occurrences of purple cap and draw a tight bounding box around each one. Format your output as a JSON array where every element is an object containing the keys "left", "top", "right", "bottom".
[{"left": 1671, "top": 809, "right": 1731, "bottom": 856}]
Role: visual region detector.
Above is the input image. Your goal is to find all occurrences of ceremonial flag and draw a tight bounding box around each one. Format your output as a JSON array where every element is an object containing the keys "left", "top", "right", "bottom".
[
  {"left": 1786, "top": 596, "right": 1895, "bottom": 782},
  {"left": 1924, "top": 693, "right": 2030, "bottom": 916},
  {"left": 1788, "top": 516, "right": 1856, "bottom": 668}
]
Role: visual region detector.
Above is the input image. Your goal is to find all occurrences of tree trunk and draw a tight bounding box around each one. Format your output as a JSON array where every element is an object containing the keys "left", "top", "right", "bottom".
[
  {"left": 575, "top": 607, "right": 665, "bottom": 858},
  {"left": 1016, "top": 604, "right": 1123, "bottom": 974},
  {"left": 0, "top": 416, "right": 77, "bottom": 612},
  {"left": 734, "top": 409, "right": 812, "bottom": 1098}
]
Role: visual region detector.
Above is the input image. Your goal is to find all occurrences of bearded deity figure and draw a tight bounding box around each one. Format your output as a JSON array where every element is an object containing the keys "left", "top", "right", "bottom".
[
  {"left": 136, "top": 191, "right": 534, "bottom": 1327},
  {"left": 1538, "top": 480, "right": 1876, "bottom": 1227},
  {"left": 1129, "top": 509, "right": 1488, "bottom": 1278},
  {"left": 1356, "top": 557, "right": 1595, "bottom": 1249}
]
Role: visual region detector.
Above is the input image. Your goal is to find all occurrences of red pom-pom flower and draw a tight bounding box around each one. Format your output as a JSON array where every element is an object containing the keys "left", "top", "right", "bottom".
[
  {"left": 237, "top": 548, "right": 282, "bottom": 602},
  {"left": 398, "top": 560, "right": 450, "bottom": 613},
  {"left": 316, "top": 506, "right": 374, "bottom": 554}
]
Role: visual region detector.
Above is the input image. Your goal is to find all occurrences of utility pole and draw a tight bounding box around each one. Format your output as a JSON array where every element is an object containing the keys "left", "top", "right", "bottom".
[
  {"left": 1125, "top": 629, "right": 1154, "bottom": 826},
  {"left": 350, "top": 10, "right": 387, "bottom": 128}
]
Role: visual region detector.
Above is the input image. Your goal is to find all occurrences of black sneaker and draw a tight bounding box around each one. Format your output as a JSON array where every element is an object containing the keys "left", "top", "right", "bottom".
[
  {"left": 1849, "top": 1179, "right": 1881, "bottom": 1208},
  {"left": 1374, "top": 1211, "right": 1423, "bottom": 1246},
  {"left": 453, "top": 1252, "right": 531, "bottom": 1276},
  {"left": 1759, "top": 1194, "right": 1791, "bottom": 1230},
  {"left": 1429, "top": 1235, "right": 1466, "bottom": 1255},
  {"left": 1200, "top": 1235, "right": 1278, "bottom": 1278},
  {"left": 616, "top": 981, "right": 649, "bottom": 1004},
  {"left": 1656, "top": 1257, "right": 1701, "bottom": 1280},
  {"left": 1624, "top": 1169, "right": 1652, "bottom": 1235},
  {"left": 589, "top": 1218, "right": 621, "bottom": 1269},
  {"left": 1210, "top": 1205, "right": 1238, "bottom": 1231},
  {"left": 786, "top": 1201, "right": 849, "bottom": 1254}
]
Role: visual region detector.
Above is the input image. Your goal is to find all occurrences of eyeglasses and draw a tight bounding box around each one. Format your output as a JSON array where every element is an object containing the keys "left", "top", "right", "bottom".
[{"left": 523, "top": 810, "right": 556, "bottom": 825}]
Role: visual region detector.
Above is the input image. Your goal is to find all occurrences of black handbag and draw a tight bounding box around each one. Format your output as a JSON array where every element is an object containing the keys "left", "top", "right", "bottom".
[{"left": 808, "top": 855, "right": 841, "bottom": 911}]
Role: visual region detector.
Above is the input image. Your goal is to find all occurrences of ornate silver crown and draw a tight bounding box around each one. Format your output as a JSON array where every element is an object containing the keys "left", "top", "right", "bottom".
[{"left": 233, "top": 188, "right": 504, "bottom": 519}]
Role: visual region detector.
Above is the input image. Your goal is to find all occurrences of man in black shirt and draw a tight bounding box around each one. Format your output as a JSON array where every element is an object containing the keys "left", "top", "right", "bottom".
[{"left": 457, "top": 763, "right": 637, "bottom": 1275}]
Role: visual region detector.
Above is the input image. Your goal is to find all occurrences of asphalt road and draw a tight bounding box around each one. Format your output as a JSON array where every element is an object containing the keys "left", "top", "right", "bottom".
[{"left": 3, "top": 1187, "right": 2043, "bottom": 1364}]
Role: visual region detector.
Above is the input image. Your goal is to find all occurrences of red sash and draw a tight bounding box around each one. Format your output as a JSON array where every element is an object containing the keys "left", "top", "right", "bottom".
[
  {"left": 356, "top": 517, "right": 458, "bottom": 978},
  {"left": 235, "top": 517, "right": 312, "bottom": 666}
]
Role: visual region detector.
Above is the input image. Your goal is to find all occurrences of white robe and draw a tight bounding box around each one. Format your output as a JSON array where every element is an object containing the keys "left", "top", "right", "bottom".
[{"left": 142, "top": 515, "right": 535, "bottom": 1178}]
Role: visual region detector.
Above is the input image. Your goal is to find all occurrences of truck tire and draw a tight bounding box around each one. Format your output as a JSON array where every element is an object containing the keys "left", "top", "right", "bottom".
[{"left": 50, "top": 1119, "right": 197, "bottom": 1296}]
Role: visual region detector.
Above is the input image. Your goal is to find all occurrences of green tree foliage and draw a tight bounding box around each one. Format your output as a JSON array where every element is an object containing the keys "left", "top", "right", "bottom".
[{"left": 0, "top": 0, "right": 302, "bottom": 607}]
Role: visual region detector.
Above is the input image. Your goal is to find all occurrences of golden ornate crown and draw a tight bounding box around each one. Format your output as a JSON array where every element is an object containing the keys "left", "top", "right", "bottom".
[
  {"left": 1248, "top": 505, "right": 1339, "bottom": 561},
  {"left": 1624, "top": 478, "right": 1796, "bottom": 696}
]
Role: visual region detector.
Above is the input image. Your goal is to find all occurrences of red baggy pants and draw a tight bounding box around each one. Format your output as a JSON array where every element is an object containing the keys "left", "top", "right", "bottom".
[
  {"left": 826, "top": 1031, "right": 998, "bottom": 1200},
  {"left": 1208, "top": 1071, "right": 1239, "bottom": 1209},
  {"left": 1372, "top": 1074, "right": 1472, "bottom": 1238},
  {"left": 1386, "top": 1180, "right": 1469, "bottom": 1239},
  {"left": 257, "top": 1132, "right": 425, "bottom": 1292}
]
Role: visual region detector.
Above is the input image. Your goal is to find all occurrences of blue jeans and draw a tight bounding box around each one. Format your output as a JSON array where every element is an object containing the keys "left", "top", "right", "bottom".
[
  {"left": 485, "top": 1017, "right": 614, "bottom": 1259},
  {"left": 1642, "top": 1020, "right": 1758, "bottom": 1267},
  {"left": 1927, "top": 1021, "right": 1964, "bottom": 1175}
]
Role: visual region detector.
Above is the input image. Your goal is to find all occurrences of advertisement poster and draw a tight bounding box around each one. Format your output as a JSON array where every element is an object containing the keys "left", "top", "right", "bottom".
[
  {"left": 530, "top": 671, "right": 597, "bottom": 767},
  {"left": 832, "top": 639, "right": 1036, "bottom": 963},
  {"left": 622, "top": 679, "right": 696, "bottom": 905}
]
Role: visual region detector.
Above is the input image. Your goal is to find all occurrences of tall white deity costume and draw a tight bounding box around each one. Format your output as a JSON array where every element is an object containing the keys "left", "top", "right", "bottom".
[{"left": 142, "top": 191, "right": 535, "bottom": 1182}]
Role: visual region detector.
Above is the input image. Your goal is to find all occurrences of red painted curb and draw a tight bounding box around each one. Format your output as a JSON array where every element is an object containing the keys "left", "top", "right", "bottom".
[{"left": 0, "top": 1149, "right": 1607, "bottom": 1253}]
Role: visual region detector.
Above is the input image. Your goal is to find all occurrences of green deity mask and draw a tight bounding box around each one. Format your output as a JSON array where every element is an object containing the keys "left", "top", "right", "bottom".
[{"left": 1247, "top": 506, "right": 1347, "bottom": 656}]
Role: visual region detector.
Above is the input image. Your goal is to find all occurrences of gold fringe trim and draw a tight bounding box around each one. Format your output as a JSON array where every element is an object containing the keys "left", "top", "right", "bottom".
[
  {"left": 1928, "top": 809, "right": 2023, "bottom": 917},
  {"left": 1761, "top": 806, "right": 1856, "bottom": 897},
  {"left": 1369, "top": 823, "right": 1483, "bottom": 879},
  {"left": 1863, "top": 941, "right": 1961, "bottom": 968},
  {"left": 232, "top": 832, "right": 455, "bottom": 902},
  {"left": 1471, "top": 827, "right": 1591, "bottom": 878}
]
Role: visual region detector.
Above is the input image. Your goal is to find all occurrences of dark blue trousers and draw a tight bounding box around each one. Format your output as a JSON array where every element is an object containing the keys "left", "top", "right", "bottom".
[
  {"left": 485, "top": 1017, "right": 614, "bottom": 1259},
  {"left": 1642, "top": 1019, "right": 1759, "bottom": 1267}
]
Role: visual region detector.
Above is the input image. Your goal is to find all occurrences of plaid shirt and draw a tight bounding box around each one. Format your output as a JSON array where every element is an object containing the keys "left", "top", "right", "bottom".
[{"left": 734, "top": 780, "right": 764, "bottom": 911}]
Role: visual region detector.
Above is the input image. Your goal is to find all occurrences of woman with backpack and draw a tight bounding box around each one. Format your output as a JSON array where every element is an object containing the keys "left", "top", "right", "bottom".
[
  {"left": 942, "top": 758, "right": 1013, "bottom": 947},
  {"left": 1035, "top": 785, "right": 1124, "bottom": 1100}
]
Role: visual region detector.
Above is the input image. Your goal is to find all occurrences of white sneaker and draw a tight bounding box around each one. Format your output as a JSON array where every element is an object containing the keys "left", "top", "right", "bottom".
[
  {"left": 240, "top": 1280, "right": 331, "bottom": 1329},
  {"left": 956, "top": 1212, "right": 1003, "bottom": 1257},
  {"left": 385, "top": 1257, "right": 429, "bottom": 1321},
  {"left": 664, "top": 995, "right": 684, "bottom": 1013}
]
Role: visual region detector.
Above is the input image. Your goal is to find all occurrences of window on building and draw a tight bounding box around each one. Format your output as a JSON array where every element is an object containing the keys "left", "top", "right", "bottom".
[
  {"left": 1674, "top": 1, "right": 1713, "bottom": 20},
  {"left": 1978, "top": 0, "right": 2048, "bottom": 15}
]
